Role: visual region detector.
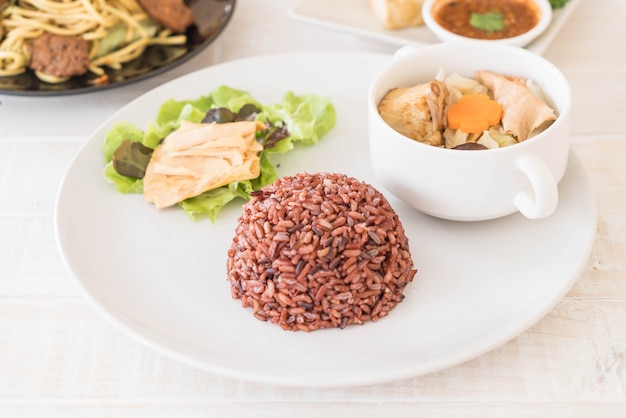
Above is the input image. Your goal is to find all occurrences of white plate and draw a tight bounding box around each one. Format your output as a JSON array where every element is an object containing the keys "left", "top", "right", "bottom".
[
  {"left": 55, "top": 51, "right": 596, "bottom": 387},
  {"left": 289, "top": 0, "right": 582, "bottom": 55}
]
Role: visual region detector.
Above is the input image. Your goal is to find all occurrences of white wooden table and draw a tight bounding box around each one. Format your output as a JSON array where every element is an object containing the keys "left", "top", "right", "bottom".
[{"left": 2, "top": 0, "right": 626, "bottom": 416}]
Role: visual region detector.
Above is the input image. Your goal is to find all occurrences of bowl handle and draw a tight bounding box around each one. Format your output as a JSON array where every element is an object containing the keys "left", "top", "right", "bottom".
[
  {"left": 393, "top": 45, "right": 426, "bottom": 60},
  {"left": 513, "top": 154, "right": 558, "bottom": 219}
]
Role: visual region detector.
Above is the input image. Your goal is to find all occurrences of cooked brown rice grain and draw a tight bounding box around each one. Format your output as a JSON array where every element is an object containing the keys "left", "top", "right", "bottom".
[{"left": 226, "top": 172, "right": 417, "bottom": 332}]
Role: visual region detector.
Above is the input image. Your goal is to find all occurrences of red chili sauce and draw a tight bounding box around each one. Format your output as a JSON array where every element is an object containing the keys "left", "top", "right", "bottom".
[{"left": 433, "top": 0, "right": 541, "bottom": 40}]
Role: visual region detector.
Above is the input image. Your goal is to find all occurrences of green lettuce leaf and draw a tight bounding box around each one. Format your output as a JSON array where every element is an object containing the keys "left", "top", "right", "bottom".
[
  {"left": 262, "top": 91, "right": 337, "bottom": 151},
  {"left": 103, "top": 121, "right": 144, "bottom": 162},
  {"left": 210, "top": 85, "right": 262, "bottom": 111},
  {"left": 102, "top": 85, "right": 336, "bottom": 221},
  {"left": 104, "top": 162, "right": 144, "bottom": 194},
  {"left": 103, "top": 122, "right": 145, "bottom": 193}
]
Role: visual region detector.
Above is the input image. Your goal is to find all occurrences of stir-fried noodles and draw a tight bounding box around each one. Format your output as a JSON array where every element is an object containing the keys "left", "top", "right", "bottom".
[{"left": 0, "top": 0, "right": 188, "bottom": 82}]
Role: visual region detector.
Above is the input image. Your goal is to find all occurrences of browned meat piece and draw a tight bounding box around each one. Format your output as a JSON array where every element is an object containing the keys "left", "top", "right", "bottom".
[
  {"left": 28, "top": 33, "right": 90, "bottom": 78},
  {"left": 378, "top": 80, "right": 448, "bottom": 146},
  {"left": 137, "top": 0, "right": 195, "bottom": 34}
]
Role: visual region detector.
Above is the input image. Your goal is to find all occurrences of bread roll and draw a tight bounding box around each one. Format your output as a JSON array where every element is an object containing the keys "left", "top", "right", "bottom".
[{"left": 369, "top": 0, "right": 424, "bottom": 30}]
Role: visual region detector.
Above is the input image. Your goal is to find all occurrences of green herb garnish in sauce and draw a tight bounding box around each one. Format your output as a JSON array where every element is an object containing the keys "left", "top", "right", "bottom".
[{"left": 469, "top": 11, "right": 505, "bottom": 33}]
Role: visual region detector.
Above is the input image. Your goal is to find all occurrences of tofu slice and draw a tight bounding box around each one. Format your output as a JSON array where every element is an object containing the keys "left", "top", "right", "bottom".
[{"left": 143, "top": 120, "right": 265, "bottom": 208}]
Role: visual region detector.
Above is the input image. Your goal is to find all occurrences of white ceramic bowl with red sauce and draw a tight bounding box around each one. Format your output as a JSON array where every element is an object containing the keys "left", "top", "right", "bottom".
[{"left": 422, "top": 0, "right": 553, "bottom": 48}]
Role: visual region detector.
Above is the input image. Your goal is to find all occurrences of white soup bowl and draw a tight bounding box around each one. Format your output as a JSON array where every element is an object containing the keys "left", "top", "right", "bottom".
[{"left": 368, "top": 43, "right": 571, "bottom": 221}]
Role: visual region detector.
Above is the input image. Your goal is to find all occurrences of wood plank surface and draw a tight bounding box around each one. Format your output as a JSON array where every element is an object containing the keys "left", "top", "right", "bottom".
[{"left": 1, "top": 0, "right": 625, "bottom": 415}]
